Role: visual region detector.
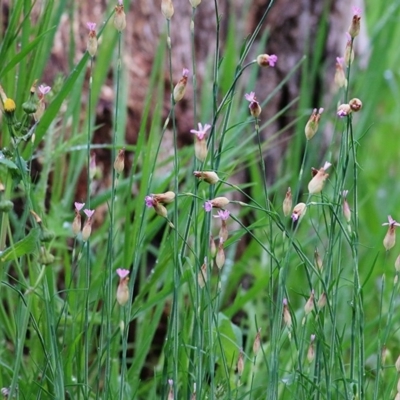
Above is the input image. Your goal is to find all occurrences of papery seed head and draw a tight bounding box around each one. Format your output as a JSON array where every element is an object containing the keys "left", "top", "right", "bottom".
[
  {"left": 193, "top": 171, "right": 219, "bottom": 184},
  {"left": 256, "top": 53, "right": 278, "bottom": 67},
  {"left": 349, "top": 98, "right": 362, "bottom": 112},
  {"left": 152, "top": 191, "right": 175, "bottom": 204},
  {"left": 189, "top": 0, "right": 201, "bottom": 8},
  {"left": 162, "top": 0, "right": 174, "bottom": 19},
  {"left": 114, "top": 4, "right": 127, "bottom": 31},
  {"left": 253, "top": 328, "right": 261, "bottom": 356},
  {"left": 211, "top": 197, "right": 230, "bottom": 209},
  {"left": 291, "top": 202, "right": 307, "bottom": 222},
  {"left": 237, "top": 349, "right": 244, "bottom": 375}
]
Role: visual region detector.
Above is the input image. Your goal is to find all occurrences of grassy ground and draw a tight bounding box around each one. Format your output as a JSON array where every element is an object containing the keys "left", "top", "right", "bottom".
[{"left": 1, "top": 0, "right": 400, "bottom": 399}]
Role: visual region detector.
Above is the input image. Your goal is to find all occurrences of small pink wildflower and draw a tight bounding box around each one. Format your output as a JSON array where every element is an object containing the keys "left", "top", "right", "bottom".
[
  {"left": 38, "top": 85, "right": 51, "bottom": 96},
  {"left": 336, "top": 57, "right": 344, "bottom": 67},
  {"left": 244, "top": 92, "right": 261, "bottom": 117},
  {"left": 382, "top": 216, "right": 400, "bottom": 228},
  {"left": 87, "top": 22, "right": 96, "bottom": 31},
  {"left": 145, "top": 195, "right": 155, "bottom": 208},
  {"left": 352, "top": 6, "right": 361, "bottom": 17},
  {"left": 182, "top": 68, "right": 189, "bottom": 77},
  {"left": 74, "top": 202, "right": 85, "bottom": 211},
  {"left": 116, "top": 268, "right": 130, "bottom": 279},
  {"left": 204, "top": 201, "right": 213, "bottom": 212},
  {"left": 190, "top": 123, "right": 211, "bottom": 141},
  {"left": 267, "top": 54, "right": 278, "bottom": 66},
  {"left": 214, "top": 210, "right": 230, "bottom": 220},
  {"left": 382, "top": 216, "right": 400, "bottom": 251},
  {"left": 245, "top": 92, "right": 256, "bottom": 103},
  {"left": 84, "top": 209, "right": 95, "bottom": 218}
]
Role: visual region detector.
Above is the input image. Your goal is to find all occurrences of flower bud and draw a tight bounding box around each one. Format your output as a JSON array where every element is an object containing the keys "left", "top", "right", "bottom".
[
  {"left": 193, "top": 170, "right": 219, "bottom": 184},
  {"left": 395, "top": 355, "right": 400, "bottom": 372},
  {"left": 82, "top": 209, "right": 95, "bottom": 241},
  {"left": 342, "top": 190, "right": 351, "bottom": 223},
  {"left": 282, "top": 187, "right": 292, "bottom": 217},
  {"left": 305, "top": 108, "right": 324, "bottom": 140},
  {"left": 237, "top": 349, "right": 244, "bottom": 376},
  {"left": 291, "top": 202, "right": 307, "bottom": 222},
  {"left": 152, "top": 191, "right": 175, "bottom": 204},
  {"left": 304, "top": 290, "right": 315, "bottom": 315},
  {"left": 114, "top": 148, "right": 125, "bottom": 174},
  {"left": 344, "top": 33, "right": 354, "bottom": 66},
  {"left": 348, "top": 7, "right": 361, "bottom": 38},
  {"left": 87, "top": 22, "right": 98, "bottom": 57},
  {"left": 337, "top": 103, "right": 352, "bottom": 118},
  {"left": 382, "top": 216, "right": 400, "bottom": 251},
  {"left": 154, "top": 202, "right": 168, "bottom": 218},
  {"left": 189, "top": 0, "right": 201, "bottom": 8},
  {"left": 82, "top": 221, "right": 92, "bottom": 241},
  {"left": 114, "top": 4, "right": 126, "bottom": 31},
  {"left": 249, "top": 101, "right": 261, "bottom": 118},
  {"left": 256, "top": 54, "right": 278, "bottom": 67},
  {"left": 210, "top": 197, "right": 230, "bottom": 209},
  {"left": 3, "top": 98, "right": 16, "bottom": 114},
  {"left": 173, "top": 69, "right": 189, "bottom": 102},
  {"left": 72, "top": 212, "right": 82, "bottom": 236},
  {"left": 116, "top": 269, "right": 130, "bottom": 306},
  {"left": 253, "top": 328, "right": 261, "bottom": 356},
  {"left": 349, "top": 98, "right": 362, "bottom": 112},
  {"left": 38, "top": 246, "right": 55, "bottom": 265},
  {"left": 283, "top": 298, "right": 292, "bottom": 328},
  {"left": 162, "top": 0, "right": 174, "bottom": 19},
  {"left": 209, "top": 235, "right": 217, "bottom": 258},
  {"left": 215, "top": 240, "right": 225, "bottom": 269},
  {"left": 308, "top": 161, "right": 331, "bottom": 194},
  {"left": 314, "top": 248, "right": 323, "bottom": 270},
  {"left": 317, "top": 292, "right": 327, "bottom": 309},
  {"left": 22, "top": 97, "right": 37, "bottom": 114},
  {"left": 40, "top": 228, "right": 55, "bottom": 243},
  {"left": 307, "top": 334, "right": 316, "bottom": 363},
  {"left": 198, "top": 258, "right": 207, "bottom": 288},
  {"left": 395, "top": 255, "right": 400, "bottom": 272},
  {"left": 0, "top": 200, "right": 13, "bottom": 212},
  {"left": 194, "top": 138, "right": 207, "bottom": 162},
  {"left": 334, "top": 57, "right": 347, "bottom": 89}
]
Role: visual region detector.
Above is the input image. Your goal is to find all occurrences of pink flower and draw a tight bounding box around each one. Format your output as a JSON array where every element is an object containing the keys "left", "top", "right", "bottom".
[
  {"left": 182, "top": 68, "right": 189, "bottom": 77},
  {"left": 352, "top": 6, "right": 361, "bottom": 17},
  {"left": 116, "top": 268, "right": 130, "bottom": 279},
  {"left": 87, "top": 22, "right": 96, "bottom": 31},
  {"left": 118, "top": 0, "right": 123, "bottom": 5},
  {"left": 74, "top": 202, "right": 85, "bottom": 211},
  {"left": 84, "top": 209, "right": 95, "bottom": 218},
  {"left": 245, "top": 92, "right": 256, "bottom": 103},
  {"left": 214, "top": 210, "right": 230, "bottom": 220},
  {"left": 203, "top": 201, "right": 213, "bottom": 212},
  {"left": 268, "top": 54, "right": 278, "bottom": 67},
  {"left": 336, "top": 57, "right": 344, "bottom": 67},
  {"left": 245, "top": 92, "right": 261, "bottom": 117},
  {"left": 38, "top": 85, "right": 51, "bottom": 96},
  {"left": 145, "top": 195, "right": 155, "bottom": 208},
  {"left": 190, "top": 123, "right": 211, "bottom": 141},
  {"left": 382, "top": 216, "right": 400, "bottom": 228}
]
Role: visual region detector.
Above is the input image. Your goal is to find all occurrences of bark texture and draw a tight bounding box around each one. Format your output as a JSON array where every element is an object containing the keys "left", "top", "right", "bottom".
[{"left": 46, "top": 0, "right": 367, "bottom": 158}]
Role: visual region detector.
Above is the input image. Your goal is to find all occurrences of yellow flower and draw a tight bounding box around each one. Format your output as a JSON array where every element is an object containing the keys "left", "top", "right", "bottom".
[{"left": 4, "top": 98, "right": 16, "bottom": 113}]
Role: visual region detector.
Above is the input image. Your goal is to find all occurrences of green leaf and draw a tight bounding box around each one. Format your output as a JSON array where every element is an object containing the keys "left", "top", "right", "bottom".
[
  {"left": 0, "top": 227, "right": 40, "bottom": 262},
  {"left": 0, "top": 157, "right": 18, "bottom": 170},
  {"left": 0, "top": 27, "right": 56, "bottom": 78},
  {"left": 215, "top": 312, "right": 242, "bottom": 369}
]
